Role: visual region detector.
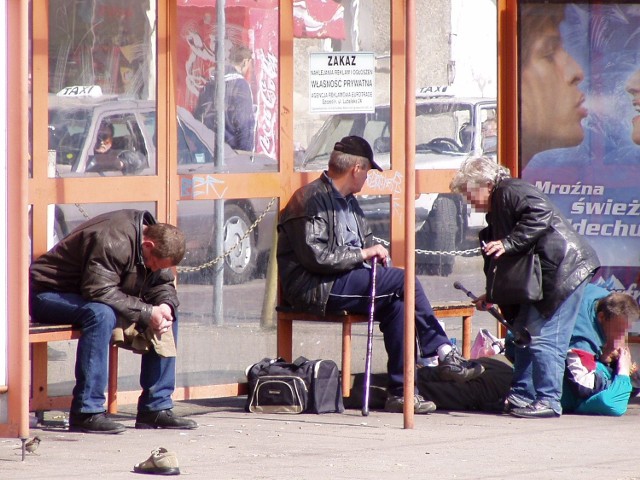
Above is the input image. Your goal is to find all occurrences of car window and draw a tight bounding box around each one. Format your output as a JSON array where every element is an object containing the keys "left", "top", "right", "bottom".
[
  {"left": 83, "top": 113, "right": 150, "bottom": 176},
  {"left": 480, "top": 106, "right": 498, "bottom": 155},
  {"left": 362, "top": 119, "right": 388, "bottom": 150},
  {"left": 48, "top": 107, "right": 92, "bottom": 175},
  {"left": 177, "top": 112, "right": 214, "bottom": 165},
  {"left": 140, "top": 111, "right": 157, "bottom": 147},
  {"left": 415, "top": 103, "right": 472, "bottom": 153}
]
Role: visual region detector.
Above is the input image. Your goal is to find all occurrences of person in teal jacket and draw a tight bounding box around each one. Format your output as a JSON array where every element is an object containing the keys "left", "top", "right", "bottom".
[{"left": 561, "top": 284, "right": 639, "bottom": 416}]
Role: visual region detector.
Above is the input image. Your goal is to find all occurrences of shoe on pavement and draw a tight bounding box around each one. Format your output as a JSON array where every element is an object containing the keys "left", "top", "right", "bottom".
[
  {"left": 133, "top": 447, "right": 180, "bottom": 476},
  {"left": 437, "top": 349, "right": 485, "bottom": 382},
  {"left": 69, "top": 412, "right": 126, "bottom": 434},
  {"left": 510, "top": 400, "right": 559, "bottom": 419},
  {"left": 135, "top": 409, "right": 198, "bottom": 430},
  {"left": 385, "top": 394, "right": 436, "bottom": 414}
]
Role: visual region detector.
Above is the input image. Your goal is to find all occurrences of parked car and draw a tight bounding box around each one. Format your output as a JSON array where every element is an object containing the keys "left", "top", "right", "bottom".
[
  {"left": 298, "top": 90, "right": 497, "bottom": 275},
  {"left": 47, "top": 87, "right": 277, "bottom": 285}
]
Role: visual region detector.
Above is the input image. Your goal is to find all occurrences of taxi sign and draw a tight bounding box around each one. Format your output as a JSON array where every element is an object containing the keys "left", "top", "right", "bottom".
[
  {"left": 56, "top": 85, "right": 103, "bottom": 98},
  {"left": 416, "top": 85, "right": 455, "bottom": 98}
]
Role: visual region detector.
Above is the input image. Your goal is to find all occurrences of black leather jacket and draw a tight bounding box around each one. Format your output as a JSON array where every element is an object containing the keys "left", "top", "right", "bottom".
[
  {"left": 277, "top": 173, "right": 373, "bottom": 314},
  {"left": 30, "top": 209, "right": 178, "bottom": 326},
  {"left": 480, "top": 178, "right": 600, "bottom": 319}
]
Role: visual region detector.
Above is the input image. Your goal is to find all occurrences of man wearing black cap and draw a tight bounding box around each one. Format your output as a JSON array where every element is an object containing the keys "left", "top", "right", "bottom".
[{"left": 277, "top": 135, "right": 484, "bottom": 414}]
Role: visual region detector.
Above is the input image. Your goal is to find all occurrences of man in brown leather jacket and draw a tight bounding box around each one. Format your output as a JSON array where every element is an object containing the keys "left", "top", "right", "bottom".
[{"left": 30, "top": 209, "right": 198, "bottom": 434}]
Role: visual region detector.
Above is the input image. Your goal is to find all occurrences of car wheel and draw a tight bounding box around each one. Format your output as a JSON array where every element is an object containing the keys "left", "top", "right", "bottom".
[
  {"left": 223, "top": 203, "right": 257, "bottom": 285},
  {"left": 423, "top": 195, "right": 458, "bottom": 276}
]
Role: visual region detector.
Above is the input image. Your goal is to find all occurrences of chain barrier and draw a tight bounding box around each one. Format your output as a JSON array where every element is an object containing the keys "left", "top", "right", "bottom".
[
  {"left": 176, "top": 196, "right": 277, "bottom": 273},
  {"left": 373, "top": 235, "right": 481, "bottom": 257},
  {"left": 54, "top": 168, "right": 94, "bottom": 221}
]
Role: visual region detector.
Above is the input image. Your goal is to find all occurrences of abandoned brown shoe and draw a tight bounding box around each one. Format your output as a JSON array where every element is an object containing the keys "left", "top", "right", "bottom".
[{"left": 133, "top": 447, "right": 180, "bottom": 476}]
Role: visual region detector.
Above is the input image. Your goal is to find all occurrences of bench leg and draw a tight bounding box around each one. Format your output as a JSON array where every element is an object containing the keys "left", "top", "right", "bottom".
[
  {"left": 107, "top": 344, "right": 119, "bottom": 414},
  {"left": 30, "top": 343, "right": 49, "bottom": 412},
  {"left": 341, "top": 321, "right": 352, "bottom": 397},
  {"left": 462, "top": 314, "right": 472, "bottom": 359},
  {"left": 277, "top": 318, "right": 293, "bottom": 362}
]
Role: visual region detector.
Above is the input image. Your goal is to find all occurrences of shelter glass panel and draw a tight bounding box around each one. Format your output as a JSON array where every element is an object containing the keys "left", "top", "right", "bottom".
[
  {"left": 293, "top": 1, "right": 391, "bottom": 172},
  {"left": 174, "top": 1, "right": 279, "bottom": 174},
  {"left": 176, "top": 197, "right": 279, "bottom": 387},
  {"left": 47, "top": 0, "right": 158, "bottom": 178}
]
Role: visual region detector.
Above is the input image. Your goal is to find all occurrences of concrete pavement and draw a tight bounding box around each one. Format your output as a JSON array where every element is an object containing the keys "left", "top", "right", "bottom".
[{"left": 2, "top": 396, "right": 640, "bottom": 479}]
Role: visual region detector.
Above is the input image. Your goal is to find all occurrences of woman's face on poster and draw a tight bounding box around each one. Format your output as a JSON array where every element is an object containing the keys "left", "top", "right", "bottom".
[
  {"left": 520, "top": 23, "right": 587, "bottom": 159},
  {"left": 625, "top": 68, "right": 640, "bottom": 145}
]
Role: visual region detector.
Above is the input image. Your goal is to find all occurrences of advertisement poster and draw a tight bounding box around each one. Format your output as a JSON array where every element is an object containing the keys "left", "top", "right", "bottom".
[
  {"left": 176, "top": 1, "right": 279, "bottom": 158},
  {"left": 520, "top": 3, "right": 640, "bottom": 309}
]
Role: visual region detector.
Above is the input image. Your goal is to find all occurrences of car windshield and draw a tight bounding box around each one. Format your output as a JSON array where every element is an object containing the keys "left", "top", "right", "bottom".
[
  {"left": 299, "top": 100, "right": 477, "bottom": 172},
  {"left": 415, "top": 102, "right": 472, "bottom": 154}
]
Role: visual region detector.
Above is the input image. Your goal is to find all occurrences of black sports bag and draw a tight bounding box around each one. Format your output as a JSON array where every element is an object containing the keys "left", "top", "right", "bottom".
[{"left": 245, "top": 356, "right": 344, "bottom": 414}]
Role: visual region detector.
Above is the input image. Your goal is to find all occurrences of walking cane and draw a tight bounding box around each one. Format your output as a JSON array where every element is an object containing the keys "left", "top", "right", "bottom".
[
  {"left": 453, "top": 281, "right": 531, "bottom": 347},
  {"left": 362, "top": 257, "right": 378, "bottom": 416}
]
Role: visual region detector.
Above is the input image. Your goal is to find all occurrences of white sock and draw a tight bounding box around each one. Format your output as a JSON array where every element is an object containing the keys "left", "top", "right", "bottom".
[{"left": 437, "top": 343, "right": 452, "bottom": 361}]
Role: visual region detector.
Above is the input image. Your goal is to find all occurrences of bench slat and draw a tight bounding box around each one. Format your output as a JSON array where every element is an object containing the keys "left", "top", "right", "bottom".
[{"left": 28, "top": 322, "right": 118, "bottom": 414}]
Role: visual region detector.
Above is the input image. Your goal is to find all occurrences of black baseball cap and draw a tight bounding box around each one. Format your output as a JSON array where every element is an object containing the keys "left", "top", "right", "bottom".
[{"left": 334, "top": 135, "right": 383, "bottom": 171}]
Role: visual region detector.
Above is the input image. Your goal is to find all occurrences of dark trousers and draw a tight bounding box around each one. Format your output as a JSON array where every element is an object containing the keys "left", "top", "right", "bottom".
[{"left": 326, "top": 265, "right": 449, "bottom": 396}]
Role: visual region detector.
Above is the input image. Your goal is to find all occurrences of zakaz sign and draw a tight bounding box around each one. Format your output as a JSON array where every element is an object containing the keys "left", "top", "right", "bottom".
[{"left": 308, "top": 52, "right": 375, "bottom": 114}]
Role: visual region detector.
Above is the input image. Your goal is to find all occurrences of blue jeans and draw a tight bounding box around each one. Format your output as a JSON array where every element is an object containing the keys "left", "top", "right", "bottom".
[
  {"left": 30, "top": 291, "right": 176, "bottom": 414},
  {"left": 509, "top": 279, "right": 589, "bottom": 414},
  {"left": 326, "top": 265, "right": 449, "bottom": 396}
]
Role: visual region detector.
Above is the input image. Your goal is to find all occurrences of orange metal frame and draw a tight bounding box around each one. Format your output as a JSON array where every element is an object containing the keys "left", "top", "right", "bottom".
[{"left": 3, "top": 0, "right": 516, "bottom": 437}]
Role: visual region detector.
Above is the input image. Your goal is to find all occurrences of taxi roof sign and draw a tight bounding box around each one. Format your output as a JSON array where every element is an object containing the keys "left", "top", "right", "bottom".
[
  {"left": 56, "top": 85, "right": 103, "bottom": 98},
  {"left": 416, "top": 85, "right": 455, "bottom": 98}
]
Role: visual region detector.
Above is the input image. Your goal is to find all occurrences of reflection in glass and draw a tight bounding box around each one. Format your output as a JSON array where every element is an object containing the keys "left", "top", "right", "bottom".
[
  {"left": 47, "top": 1, "right": 157, "bottom": 178},
  {"left": 294, "top": 2, "right": 390, "bottom": 172},
  {"left": 52, "top": 201, "right": 155, "bottom": 249},
  {"left": 176, "top": 107, "right": 276, "bottom": 174},
  {"left": 175, "top": 2, "right": 279, "bottom": 173},
  {"left": 298, "top": 99, "right": 498, "bottom": 172},
  {"left": 177, "top": 197, "right": 277, "bottom": 286}
]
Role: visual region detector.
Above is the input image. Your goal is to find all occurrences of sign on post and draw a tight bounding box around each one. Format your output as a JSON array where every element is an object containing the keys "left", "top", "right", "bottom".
[{"left": 309, "top": 52, "right": 375, "bottom": 114}]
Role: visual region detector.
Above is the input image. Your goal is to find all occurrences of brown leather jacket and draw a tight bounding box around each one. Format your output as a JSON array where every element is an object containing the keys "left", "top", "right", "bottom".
[{"left": 30, "top": 209, "right": 178, "bottom": 326}]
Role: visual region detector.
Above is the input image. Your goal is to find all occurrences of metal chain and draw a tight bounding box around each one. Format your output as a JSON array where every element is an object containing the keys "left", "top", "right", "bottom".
[
  {"left": 373, "top": 235, "right": 481, "bottom": 257},
  {"left": 55, "top": 169, "right": 92, "bottom": 220},
  {"left": 176, "top": 196, "right": 277, "bottom": 273}
]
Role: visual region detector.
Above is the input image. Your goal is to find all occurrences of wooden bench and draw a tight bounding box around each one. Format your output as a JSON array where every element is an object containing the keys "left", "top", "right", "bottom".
[
  {"left": 276, "top": 301, "right": 475, "bottom": 396},
  {"left": 29, "top": 323, "right": 119, "bottom": 414}
]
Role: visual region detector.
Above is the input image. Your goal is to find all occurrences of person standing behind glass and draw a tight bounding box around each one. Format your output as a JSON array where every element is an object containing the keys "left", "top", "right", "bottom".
[
  {"left": 450, "top": 156, "right": 600, "bottom": 418},
  {"left": 194, "top": 43, "right": 255, "bottom": 151}
]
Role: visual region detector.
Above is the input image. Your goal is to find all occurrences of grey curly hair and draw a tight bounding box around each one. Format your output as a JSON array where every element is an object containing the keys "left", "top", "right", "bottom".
[{"left": 449, "top": 156, "right": 511, "bottom": 193}]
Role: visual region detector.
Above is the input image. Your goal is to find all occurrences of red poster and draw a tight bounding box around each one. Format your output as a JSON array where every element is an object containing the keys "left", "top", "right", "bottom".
[{"left": 176, "top": 1, "right": 278, "bottom": 158}]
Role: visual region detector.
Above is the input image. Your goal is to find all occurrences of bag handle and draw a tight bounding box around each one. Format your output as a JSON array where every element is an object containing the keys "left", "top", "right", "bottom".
[{"left": 292, "top": 356, "right": 309, "bottom": 368}]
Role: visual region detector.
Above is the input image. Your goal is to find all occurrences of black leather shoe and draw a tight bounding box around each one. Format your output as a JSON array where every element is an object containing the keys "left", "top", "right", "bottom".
[
  {"left": 135, "top": 409, "right": 198, "bottom": 430},
  {"left": 69, "top": 412, "right": 126, "bottom": 434},
  {"left": 510, "top": 401, "right": 559, "bottom": 419}
]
